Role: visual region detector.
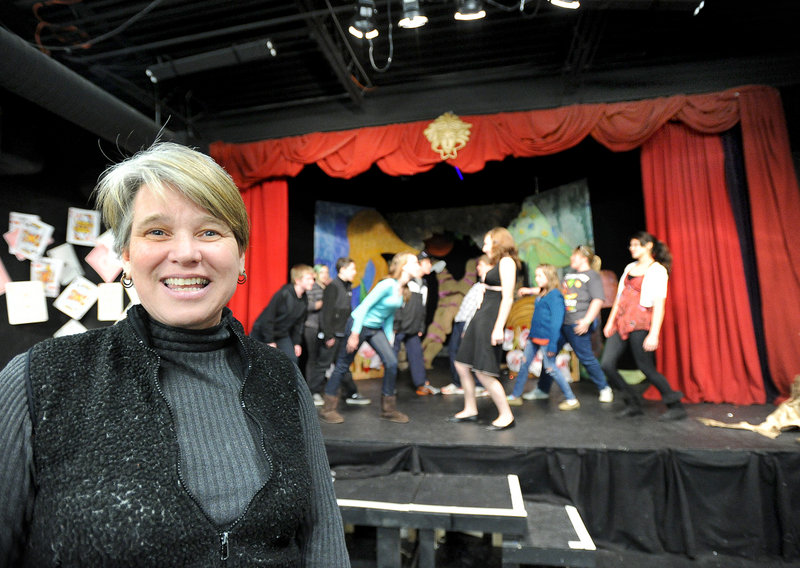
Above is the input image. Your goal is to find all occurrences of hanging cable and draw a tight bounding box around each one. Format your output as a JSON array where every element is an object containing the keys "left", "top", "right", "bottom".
[
  {"left": 367, "top": 0, "right": 394, "bottom": 73},
  {"left": 30, "top": 0, "right": 167, "bottom": 53},
  {"left": 323, "top": 0, "right": 375, "bottom": 90}
]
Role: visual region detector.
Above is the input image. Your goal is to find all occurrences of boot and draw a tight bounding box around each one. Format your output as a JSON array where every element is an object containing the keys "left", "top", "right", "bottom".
[
  {"left": 659, "top": 401, "right": 688, "bottom": 421},
  {"left": 380, "top": 395, "right": 409, "bottom": 423},
  {"left": 319, "top": 394, "right": 344, "bottom": 424}
]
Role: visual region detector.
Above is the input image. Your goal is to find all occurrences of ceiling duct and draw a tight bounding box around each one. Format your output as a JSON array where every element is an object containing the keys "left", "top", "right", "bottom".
[{"left": 0, "top": 27, "right": 172, "bottom": 155}]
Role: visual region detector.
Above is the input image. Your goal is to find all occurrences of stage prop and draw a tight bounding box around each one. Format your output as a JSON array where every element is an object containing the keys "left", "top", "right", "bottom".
[
  {"left": 335, "top": 472, "right": 530, "bottom": 567},
  {"left": 211, "top": 85, "right": 800, "bottom": 404},
  {"left": 501, "top": 501, "right": 597, "bottom": 568},
  {"left": 311, "top": 181, "right": 594, "bottom": 375}
]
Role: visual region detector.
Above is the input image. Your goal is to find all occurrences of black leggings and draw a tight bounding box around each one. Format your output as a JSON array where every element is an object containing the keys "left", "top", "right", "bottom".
[{"left": 600, "top": 330, "right": 681, "bottom": 408}]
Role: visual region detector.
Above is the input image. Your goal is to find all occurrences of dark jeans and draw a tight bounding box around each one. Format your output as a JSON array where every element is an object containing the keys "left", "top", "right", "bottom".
[
  {"left": 600, "top": 329, "right": 682, "bottom": 408},
  {"left": 325, "top": 318, "right": 398, "bottom": 397},
  {"left": 537, "top": 321, "right": 609, "bottom": 394},
  {"left": 394, "top": 332, "right": 428, "bottom": 387},
  {"left": 274, "top": 336, "right": 297, "bottom": 365},
  {"left": 303, "top": 326, "right": 323, "bottom": 394},
  {"left": 313, "top": 336, "right": 359, "bottom": 398}
]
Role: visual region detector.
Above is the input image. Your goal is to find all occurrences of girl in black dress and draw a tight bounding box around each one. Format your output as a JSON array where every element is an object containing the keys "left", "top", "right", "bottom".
[{"left": 450, "top": 227, "right": 521, "bottom": 430}]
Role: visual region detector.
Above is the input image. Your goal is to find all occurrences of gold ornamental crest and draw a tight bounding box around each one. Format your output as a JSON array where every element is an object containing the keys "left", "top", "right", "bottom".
[{"left": 423, "top": 112, "right": 472, "bottom": 160}]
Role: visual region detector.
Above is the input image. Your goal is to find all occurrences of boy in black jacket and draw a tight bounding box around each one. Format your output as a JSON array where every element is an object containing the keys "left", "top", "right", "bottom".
[{"left": 312, "top": 258, "right": 370, "bottom": 410}]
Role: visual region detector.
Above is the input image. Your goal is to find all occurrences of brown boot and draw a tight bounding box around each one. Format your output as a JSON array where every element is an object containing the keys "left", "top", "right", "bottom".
[
  {"left": 380, "top": 395, "right": 409, "bottom": 423},
  {"left": 319, "top": 394, "right": 344, "bottom": 424}
]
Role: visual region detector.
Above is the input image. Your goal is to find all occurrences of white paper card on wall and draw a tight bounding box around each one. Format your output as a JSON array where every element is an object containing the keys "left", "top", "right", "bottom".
[
  {"left": 97, "top": 282, "right": 125, "bottom": 321},
  {"left": 0, "top": 257, "right": 11, "bottom": 295},
  {"left": 9, "top": 212, "right": 40, "bottom": 232},
  {"left": 124, "top": 284, "right": 140, "bottom": 305},
  {"left": 66, "top": 207, "right": 101, "bottom": 246},
  {"left": 54, "top": 319, "right": 88, "bottom": 337},
  {"left": 96, "top": 230, "right": 116, "bottom": 250},
  {"left": 53, "top": 276, "right": 98, "bottom": 320},
  {"left": 30, "top": 257, "right": 65, "bottom": 298},
  {"left": 5, "top": 281, "right": 49, "bottom": 325},
  {"left": 16, "top": 219, "right": 54, "bottom": 261},
  {"left": 85, "top": 243, "right": 123, "bottom": 283},
  {"left": 47, "top": 242, "right": 85, "bottom": 284},
  {"left": 3, "top": 229, "right": 25, "bottom": 260}
]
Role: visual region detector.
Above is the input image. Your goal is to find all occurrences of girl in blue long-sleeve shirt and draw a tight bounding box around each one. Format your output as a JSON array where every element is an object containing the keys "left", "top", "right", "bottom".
[
  {"left": 321, "top": 252, "right": 422, "bottom": 424},
  {"left": 527, "top": 264, "right": 579, "bottom": 410}
]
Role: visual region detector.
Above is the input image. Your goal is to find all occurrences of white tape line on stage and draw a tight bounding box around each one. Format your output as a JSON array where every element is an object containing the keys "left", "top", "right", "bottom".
[
  {"left": 565, "top": 505, "right": 596, "bottom": 550},
  {"left": 337, "top": 474, "right": 528, "bottom": 518}
]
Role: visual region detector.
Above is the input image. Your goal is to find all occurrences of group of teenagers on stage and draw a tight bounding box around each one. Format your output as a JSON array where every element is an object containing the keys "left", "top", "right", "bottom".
[{"left": 309, "top": 226, "right": 687, "bottom": 429}]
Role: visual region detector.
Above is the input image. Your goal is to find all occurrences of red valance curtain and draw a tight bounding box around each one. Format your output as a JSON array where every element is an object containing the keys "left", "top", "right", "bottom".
[{"left": 211, "top": 84, "right": 800, "bottom": 402}]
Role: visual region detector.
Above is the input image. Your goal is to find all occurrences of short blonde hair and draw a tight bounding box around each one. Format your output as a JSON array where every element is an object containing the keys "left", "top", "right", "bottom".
[
  {"left": 92, "top": 142, "right": 249, "bottom": 255},
  {"left": 290, "top": 264, "right": 314, "bottom": 283}
]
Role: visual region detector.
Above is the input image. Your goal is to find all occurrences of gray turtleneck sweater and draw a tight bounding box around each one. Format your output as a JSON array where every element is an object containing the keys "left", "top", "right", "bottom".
[{"left": 0, "top": 312, "right": 350, "bottom": 567}]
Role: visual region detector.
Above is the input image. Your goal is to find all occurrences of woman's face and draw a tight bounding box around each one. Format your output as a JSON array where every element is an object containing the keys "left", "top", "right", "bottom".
[
  {"left": 569, "top": 251, "right": 583, "bottom": 270},
  {"left": 318, "top": 266, "right": 331, "bottom": 285},
  {"left": 629, "top": 238, "right": 651, "bottom": 260},
  {"left": 402, "top": 255, "right": 422, "bottom": 278},
  {"left": 482, "top": 234, "right": 493, "bottom": 256},
  {"left": 534, "top": 268, "right": 548, "bottom": 288},
  {"left": 122, "top": 184, "right": 245, "bottom": 330}
]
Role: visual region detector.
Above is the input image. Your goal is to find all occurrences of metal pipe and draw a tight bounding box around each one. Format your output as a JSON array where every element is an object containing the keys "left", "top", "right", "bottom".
[{"left": 0, "top": 27, "right": 173, "bottom": 154}]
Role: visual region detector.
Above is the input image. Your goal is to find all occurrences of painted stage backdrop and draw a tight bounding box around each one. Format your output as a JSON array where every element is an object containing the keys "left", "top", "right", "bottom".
[{"left": 313, "top": 179, "right": 594, "bottom": 373}]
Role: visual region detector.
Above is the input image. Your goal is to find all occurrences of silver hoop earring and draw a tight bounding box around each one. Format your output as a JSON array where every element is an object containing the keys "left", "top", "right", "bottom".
[
  {"left": 237, "top": 271, "right": 247, "bottom": 285},
  {"left": 121, "top": 273, "right": 133, "bottom": 289}
]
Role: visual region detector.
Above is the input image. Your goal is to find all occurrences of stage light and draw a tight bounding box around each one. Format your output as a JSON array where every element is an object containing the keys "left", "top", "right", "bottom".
[
  {"left": 454, "top": 0, "right": 486, "bottom": 21},
  {"left": 399, "top": 0, "right": 428, "bottom": 29},
  {"left": 349, "top": 0, "right": 379, "bottom": 39},
  {"left": 549, "top": 0, "right": 580, "bottom": 9}
]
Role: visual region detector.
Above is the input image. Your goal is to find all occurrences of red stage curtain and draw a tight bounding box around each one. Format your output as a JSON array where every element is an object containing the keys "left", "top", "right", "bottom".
[
  {"left": 738, "top": 89, "right": 800, "bottom": 401},
  {"left": 211, "top": 85, "right": 798, "bottom": 401},
  {"left": 227, "top": 180, "right": 288, "bottom": 332},
  {"left": 640, "top": 123, "right": 765, "bottom": 404}
]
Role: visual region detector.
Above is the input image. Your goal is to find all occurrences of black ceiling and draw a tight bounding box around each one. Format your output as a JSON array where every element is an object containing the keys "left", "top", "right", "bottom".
[{"left": 2, "top": 0, "right": 800, "bottom": 147}]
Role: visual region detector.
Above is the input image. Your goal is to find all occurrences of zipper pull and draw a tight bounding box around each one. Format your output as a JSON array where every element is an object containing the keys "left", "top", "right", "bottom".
[{"left": 220, "top": 531, "right": 229, "bottom": 561}]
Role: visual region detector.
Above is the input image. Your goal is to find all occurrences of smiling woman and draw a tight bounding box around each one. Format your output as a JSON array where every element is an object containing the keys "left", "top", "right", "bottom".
[
  {"left": 119, "top": 184, "right": 244, "bottom": 329},
  {"left": 0, "top": 142, "right": 350, "bottom": 566}
]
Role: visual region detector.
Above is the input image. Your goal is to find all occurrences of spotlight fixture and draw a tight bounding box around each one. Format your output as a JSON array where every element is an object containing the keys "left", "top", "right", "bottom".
[
  {"left": 454, "top": 0, "right": 485, "bottom": 21},
  {"left": 548, "top": 0, "right": 580, "bottom": 8},
  {"left": 348, "top": 0, "right": 379, "bottom": 39},
  {"left": 399, "top": 0, "right": 428, "bottom": 29}
]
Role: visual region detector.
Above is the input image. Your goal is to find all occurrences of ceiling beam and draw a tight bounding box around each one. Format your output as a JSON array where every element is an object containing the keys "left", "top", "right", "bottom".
[{"left": 293, "top": 0, "right": 365, "bottom": 107}]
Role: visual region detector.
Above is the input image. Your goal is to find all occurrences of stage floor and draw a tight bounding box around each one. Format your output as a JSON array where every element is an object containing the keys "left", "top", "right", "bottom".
[
  {"left": 319, "top": 356, "right": 799, "bottom": 453},
  {"left": 320, "top": 356, "right": 800, "bottom": 567}
]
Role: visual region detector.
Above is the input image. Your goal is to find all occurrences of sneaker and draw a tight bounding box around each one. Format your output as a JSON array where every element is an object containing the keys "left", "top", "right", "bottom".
[
  {"left": 312, "top": 393, "right": 324, "bottom": 407},
  {"left": 344, "top": 393, "right": 371, "bottom": 406},
  {"left": 598, "top": 387, "right": 614, "bottom": 403},
  {"left": 558, "top": 398, "right": 580, "bottom": 411},
  {"left": 440, "top": 383, "right": 464, "bottom": 395},
  {"left": 475, "top": 386, "right": 490, "bottom": 398},
  {"left": 522, "top": 388, "right": 549, "bottom": 401},
  {"left": 507, "top": 395, "right": 523, "bottom": 407},
  {"left": 416, "top": 384, "right": 440, "bottom": 396}
]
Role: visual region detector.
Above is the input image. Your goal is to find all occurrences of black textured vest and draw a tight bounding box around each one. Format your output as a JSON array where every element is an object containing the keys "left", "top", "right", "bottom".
[{"left": 24, "top": 307, "right": 311, "bottom": 567}]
